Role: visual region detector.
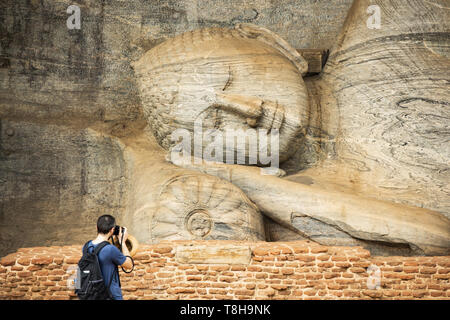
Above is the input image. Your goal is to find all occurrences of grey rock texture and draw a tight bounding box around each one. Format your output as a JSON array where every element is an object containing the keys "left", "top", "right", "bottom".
[
  {"left": 1, "top": 0, "right": 448, "bottom": 257},
  {"left": 1, "top": 0, "right": 352, "bottom": 256},
  {"left": 305, "top": 0, "right": 450, "bottom": 216},
  {"left": 0, "top": 121, "right": 128, "bottom": 255}
]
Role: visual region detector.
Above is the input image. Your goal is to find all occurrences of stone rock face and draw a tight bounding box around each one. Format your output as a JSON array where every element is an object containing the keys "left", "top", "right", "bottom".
[
  {"left": 161, "top": 0, "right": 450, "bottom": 255},
  {"left": 120, "top": 134, "right": 265, "bottom": 245},
  {"left": 302, "top": 0, "right": 450, "bottom": 216},
  {"left": 0, "top": 122, "right": 128, "bottom": 255},
  {"left": 1, "top": 0, "right": 449, "bottom": 257},
  {"left": 0, "top": 0, "right": 353, "bottom": 257}
]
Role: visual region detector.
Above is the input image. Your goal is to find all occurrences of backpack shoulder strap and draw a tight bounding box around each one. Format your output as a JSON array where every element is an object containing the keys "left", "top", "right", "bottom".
[
  {"left": 82, "top": 240, "right": 93, "bottom": 256},
  {"left": 93, "top": 241, "right": 111, "bottom": 256}
]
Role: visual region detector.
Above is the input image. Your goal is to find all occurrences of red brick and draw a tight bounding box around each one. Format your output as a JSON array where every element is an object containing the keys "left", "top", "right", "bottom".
[
  {"left": 247, "top": 266, "right": 262, "bottom": 272},
  {"left": 327, "top": 283, "right": 343, "bottom": 290},
  {"left": 18, "top": 271, "right": 32, "bottom": 278},
  {"left": 280, "top": 247, "right": 293, "bottom": 254},
  {"left": 310, "top": 247, "right": 328, "bottom": 254},
  {"left": 245, "top": 283, "right": 256, "bottom": 290},
  {"left": 31, "top": 257, "right": 53, "bottom": 265},
  {"left": 317, "top": 254, "right": 330, "bottom": 261},
  {"left": 318, "top": 262, "right": 334, "bottom": 268},
  {"left": 253, "top": 248, "right": 270, "bottom": 256},
  {"left": 335, "top": 262, "right": 351, "bottom": 268},
  {"left": 156, "top": 272, "right": 173, "bottom": 278},
  {"left": 27, "top": 265, "right": 42, "bottom": 272},
  {"left": 0, "top": 255, "right": 17, "bottom": 266},
  {"left": 230, "top": 266, "right": 245, "bottom": 271},
  {"left": 17, "top": 257, "right": 32, "bottom": 266},
  {"left": 387, "top": 261, "right": 402, "bottom": 266},
  {"left": 304, "top": 289, "right": 317, "bottom": 296},
  {"left": 47, "top": 295, "right": 69, "bottom": 300},
  {"left": 297, "top": 255, "right": 315, "bottom": 262},
  {"left": 11, "top": 266, "right": 23, "bottom": 271},
  {"left": 133, "top": 253, "right": 150, "bottom": 261},
  {"left": 398, "top": 274, "right": 415, "bottom": 280},
  {"left": 349, "top": 267, "right": 366, "bottom": 273},
  {"left": 430, "top": 291, "right": 444, "bottom": 297},
  {"left": 331, "top": 256, "right": 347, "bottom": 262},
  {"left": 270, "top": 284, "right": 288, "bottom": 290},
  {"left": 305, "top": 273, "right": 323, "bottom": 280},
  {"left": 401, "top": 290, "right": 413, "bottom": 297},
  {"left": 196, "top": 265, "right": 209, "bottom": 271},
  {"left": 412, "top": 290, "right": 427, "bottom": 298},
  {"left": 292, "top": 247, "right": 309, "bottom": 254},
  {"left": 352, "top": 261, "right": 370, "bottom": 268},
  {"left": 209, "top": 288, "right": 227, "bottom": 295},
  {"left": 281, "top": 268, "right": 294, "bottom": 275},
  {"left": 438, "top": 268, "right": 449, "bottom": 274},
  {"left": 53, "top": 256, "right": 64, "bottom": 265},
  {"left": 420, "top": 267, "right": 437, "bottom": 274},
  {"left": 269, "top": 248, "right": 281, "bottom": 255},
  {"left": 211, "top": 266, "right": 229, "bottom": 272},
  {"left": 153, "top": 246, "right": 173, "bottom": 254},
  {"left": 219, "top": 277, "right": 237, "bottom": 283},
  {"left": 344, "top": 290, "right": 362, "bottom": 298},
  {"left": 403, "top": 267, "right": 419, "bottom": 273},
  {"left": 235, "top": 289, "right": 254, "bottom": 296},
  {"left": 382, "top": 290, "right": 400, "bottom": 297},
  {"left": 362, "top": 290, "right": 382, "bottom": 298},
  {"left": 64, "top": 257, "right": 80, "bottom": 264}
]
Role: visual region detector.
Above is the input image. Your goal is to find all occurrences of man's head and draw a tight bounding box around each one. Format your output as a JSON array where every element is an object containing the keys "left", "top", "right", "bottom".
[{"left": 97, "top": 214, "right": 116, "bottom": 235}]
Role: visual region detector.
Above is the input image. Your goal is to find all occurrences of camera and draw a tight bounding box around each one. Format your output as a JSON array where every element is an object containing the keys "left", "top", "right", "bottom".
[{"left": 113, "top": 225, "right": 124, "bottom": 236}]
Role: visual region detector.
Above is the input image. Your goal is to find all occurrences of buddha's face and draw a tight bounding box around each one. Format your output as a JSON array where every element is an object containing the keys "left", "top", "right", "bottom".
[{"left": 134, "top": 27, "right": 308, "bottom": 164}]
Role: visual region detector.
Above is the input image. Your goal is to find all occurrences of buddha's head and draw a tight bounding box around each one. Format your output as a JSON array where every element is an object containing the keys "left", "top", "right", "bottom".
[{"left": 133, "top": 24, "right": 309, "bottom": 165}]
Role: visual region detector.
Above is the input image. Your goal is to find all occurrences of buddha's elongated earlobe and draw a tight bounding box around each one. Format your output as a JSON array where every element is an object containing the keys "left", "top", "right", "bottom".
[{"left": 235, "top": 23, "right": 309, "bottom": 76}]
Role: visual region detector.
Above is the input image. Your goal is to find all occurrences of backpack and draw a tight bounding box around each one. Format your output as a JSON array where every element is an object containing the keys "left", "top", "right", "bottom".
[{"left": 75, "top": 240, "right": 118, "bottom": 300}]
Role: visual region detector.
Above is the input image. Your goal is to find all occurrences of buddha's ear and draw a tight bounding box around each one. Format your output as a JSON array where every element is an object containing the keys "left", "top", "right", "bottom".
[{"left": 235, "top": 23, "right": 308, "bottom": 76}]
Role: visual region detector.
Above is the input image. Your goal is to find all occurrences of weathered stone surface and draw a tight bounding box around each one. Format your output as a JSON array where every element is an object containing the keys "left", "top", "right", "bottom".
[
  {"left": 301, "top": 0, "right": 450, "bottom": 217},
  {"left": 169, "top": 154, "right": 450, "bottom": 255},
  {"left": 121, "top": 134, "right": 265, "bottom": 244},
  {"left": 165, "top": 0, "right": 450, "bottom": 256},
  {"left": 0, "top": 0, "right": 353, "bottom": 257},
  {"left": 296, "top": 49, "right": 328, "bottom": 74},
  {"left": 0, "top": 121, "right": 128, "bottom": 256},
  {"left": 176, "top": 244, "right": 251, "bottom": 264},
  {"left": 1, "top": 0, "right": 448, "bottom": 258}
]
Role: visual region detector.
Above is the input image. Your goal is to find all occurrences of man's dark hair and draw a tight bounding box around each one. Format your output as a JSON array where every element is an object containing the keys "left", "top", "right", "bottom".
[{"left": 97, "top": 215, "right": 116, "bottom": 234}]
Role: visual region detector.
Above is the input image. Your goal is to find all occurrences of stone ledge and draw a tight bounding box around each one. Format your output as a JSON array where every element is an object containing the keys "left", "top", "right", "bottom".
[{"left": 176, "top": 244, "right": 251, "bottom": 264}]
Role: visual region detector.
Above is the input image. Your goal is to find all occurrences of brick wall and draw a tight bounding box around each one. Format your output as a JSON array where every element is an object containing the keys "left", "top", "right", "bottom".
[{"left": 0, "top": 241, "right": 449, "bottom": 300}]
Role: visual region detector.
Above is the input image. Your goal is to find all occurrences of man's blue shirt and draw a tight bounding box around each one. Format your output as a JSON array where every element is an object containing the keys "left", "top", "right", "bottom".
[{"left": 84, "top": 241, "right": 126, "bottom": 300}]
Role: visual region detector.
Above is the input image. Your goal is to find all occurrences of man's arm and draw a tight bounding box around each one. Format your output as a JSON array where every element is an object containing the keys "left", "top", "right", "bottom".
[{"left": 118, "top": 228, "right": 133, "bottom": 270}]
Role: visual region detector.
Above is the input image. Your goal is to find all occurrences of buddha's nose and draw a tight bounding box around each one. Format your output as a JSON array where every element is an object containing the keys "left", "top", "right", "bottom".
[{"left": 213, "top": 93, "right": 284, "bottom": 130}]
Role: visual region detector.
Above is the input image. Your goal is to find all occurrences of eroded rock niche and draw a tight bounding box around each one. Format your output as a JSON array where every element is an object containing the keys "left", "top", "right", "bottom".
[{"left": 1, "top": 0, "right": 449, "bottom": 258}]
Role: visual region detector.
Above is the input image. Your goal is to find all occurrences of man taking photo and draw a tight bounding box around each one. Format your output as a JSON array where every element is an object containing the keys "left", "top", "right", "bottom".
[{"left": 78, "top": 214, "right": 133, "bottom": 300}]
